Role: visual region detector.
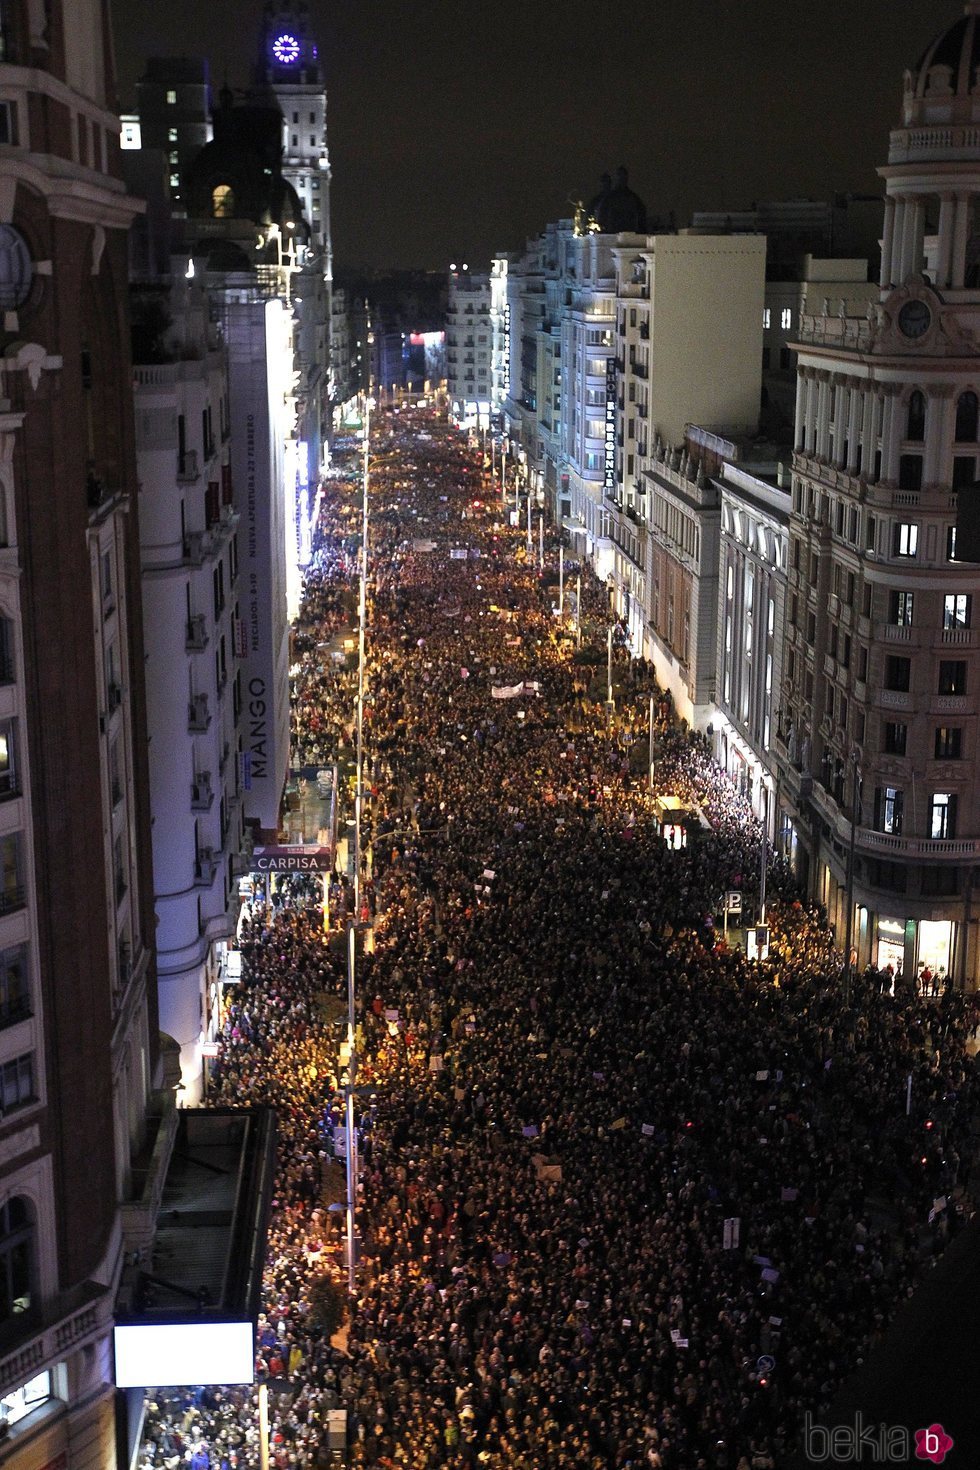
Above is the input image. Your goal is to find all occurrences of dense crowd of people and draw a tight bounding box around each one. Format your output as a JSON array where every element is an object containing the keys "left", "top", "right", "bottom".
[{"left": 138, "top": 407, "right": 980, "bottom": 1470}]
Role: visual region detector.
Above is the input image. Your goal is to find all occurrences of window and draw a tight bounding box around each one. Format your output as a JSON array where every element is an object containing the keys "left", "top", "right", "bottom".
[
  {"left": 939, "top": 660, "right": 967, "bottom": 695},
  {"left": 865, "top": 514, "right": 877, "bottom": 555},
  {"left": 889, "top": 590, "right": 914, "bottom": 626},
  {"left": 944, "top": 593, "right": 971, "bottom": 628},
  {"left": 884, "top": 721, "right": 907, "bottom": 755},
  {"left": 0, "top": 1371, "right": 52, "bottom": 1429},
  {"left": 930, "top": 792, "right": 957, "bottom": 839},
  {"left": 0, "top": 834, "right": 22, "bottom": 914},
  {"left": 893, "top": 522, "right": 919, "bottom": 557},
  {"left": 0, "top": 721, "right": 16, "bottom": 798},
  {"left": 898, "top": 455, "right": 922, "bottom": 492},
  {"left": 0, "top": 1056, "right": 34, "bottom": 1117},
  {"left": 0, "top": 1197, "right": 34, "bottom": 1335},
  {"left": 0, "top": 945, "right": 27, "bottom": 1030},
  {"left": 169, "top": 173, "right": 180, "bottom": 190},
  {"left": 935, "top": 726, "right": 962, "bottom": 759},
  {"left": 168, "top": 127, "right": 178, "bottom": 143},
  {"left": 885, "top": 655, "right": 911, "bottom": 691},
  {"left": 952, "top": 455, "right": 976, "bottom": 490},
  {"left": 906, "top": 390, "right": 926, "bottom": 442},
  {"left": 947, "top": 526, "right": 959, "bottom": 561},
  {"left": 781, "top": 307, "right": 792, "bottom": 330},
  {"left": 955, "top": 390, "right": 979, "bottom": 442},
  {"left": 763, "top": 308, "right": 771, "bottom": 330},
  {"left": 0, "top": 617, "right": 14, "bottom": 684},
  {"left": 211, "top": 183, "right": 235, "bottom": 218},
  {"left": 880, "top": 786, "right": 904, "bottom": 834},
  {"left": 166, "top": 89, "right": 177, "bottom": 104}
]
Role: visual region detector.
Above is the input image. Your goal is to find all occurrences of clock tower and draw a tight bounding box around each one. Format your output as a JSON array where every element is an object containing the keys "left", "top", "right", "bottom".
[
  {"left": 776, "top": 0, "right": 980, "bottom": 989},
  {"left": 258, "top": 2, "right": 332, "bottom": 268}
]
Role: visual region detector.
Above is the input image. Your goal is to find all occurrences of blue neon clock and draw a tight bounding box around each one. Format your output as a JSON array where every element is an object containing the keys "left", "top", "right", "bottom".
[{"left": 272, "top": 33, "right": 300, "bottom": 64}]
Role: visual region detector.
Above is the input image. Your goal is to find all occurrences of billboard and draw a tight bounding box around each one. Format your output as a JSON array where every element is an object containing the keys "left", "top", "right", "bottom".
[
  {"left": 113, "top": 1321, "right": 254, "bottom": 1389},
  {"left": 251, "top": 845, "right": 332, "bottom": 873}
]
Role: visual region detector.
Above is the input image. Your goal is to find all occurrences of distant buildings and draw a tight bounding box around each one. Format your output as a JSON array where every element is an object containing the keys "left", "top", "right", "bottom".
[
  {"left": 447, "top": 267, "right": 492, "bottom": 428},
  {"left": 489, "top": 5, "right": 980, "bottom": 988}
]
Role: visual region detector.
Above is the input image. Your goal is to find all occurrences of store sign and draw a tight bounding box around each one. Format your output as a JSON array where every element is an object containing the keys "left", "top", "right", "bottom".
[
  {"left": 604, "top": 357, "right": 617, "bottom": 491},
  {"left": 251, "top": 845, "right": 332, "bottom": 873}
]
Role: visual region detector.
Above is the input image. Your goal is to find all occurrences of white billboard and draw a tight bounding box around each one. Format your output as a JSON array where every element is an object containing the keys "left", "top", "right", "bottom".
[{"left": 113, "top": 1320, "right": 254, "bottom": 1388}]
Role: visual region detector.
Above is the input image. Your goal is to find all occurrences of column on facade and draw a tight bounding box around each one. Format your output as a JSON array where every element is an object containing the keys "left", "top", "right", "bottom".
[
  {"left": 880, "top": 386, "right": 901, "bottom": 482},
  {"left": 880, "top": 197, "right": 897, "bottom": 289},
  {"left": 936, "top": 194, "right": 955, "bottom": 290},
  {"left": 795, "top": 368, "right": 809, "bottom": 452},
  {"left": 860, "top": 389, "right": 876, "bottom": 478},
  {"left": 816, "top": 374, "right": 832, "bottom": 461},
  {"left": 846, "top": 383, "right": 862, "bottom": 474},
  {"left": 952, "top": 194, "right": 971, "bottom": 289},
  {"left": 926, "top": 386, "right": 954, "bottom": 485}
]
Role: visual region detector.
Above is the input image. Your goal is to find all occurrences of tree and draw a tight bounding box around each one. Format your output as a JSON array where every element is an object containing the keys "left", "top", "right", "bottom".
[{"left": 307, "top": 1271, "right": 348, "bottom": 1337}]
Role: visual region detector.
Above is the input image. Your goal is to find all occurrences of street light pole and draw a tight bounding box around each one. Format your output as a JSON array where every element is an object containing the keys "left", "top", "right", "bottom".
[
  {"left": 559, "top": 545, "right": 564, "bottom": 617},
  {"left": 607, "top": 625, "right": 614, "bottom": 707},
  {"left": 576, "top": 573, "right": 582, "bottom": 647}
]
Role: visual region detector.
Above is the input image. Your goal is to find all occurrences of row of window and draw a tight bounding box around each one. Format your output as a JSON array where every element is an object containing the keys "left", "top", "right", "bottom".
[
  {"left": 883, "top": 723, "right": 963, "bottom": 759},
  {"left": 884, "top": 656, "right": 967, "bottom": 695},
  {"left": 762, "top": 307, "right": 794, "bottom": 331},
  {"left": 876, "top": 787, "right": 958, "bottom": 840},
  {"left": 905, "top": 389, "right": 980, "bottom": 444}
]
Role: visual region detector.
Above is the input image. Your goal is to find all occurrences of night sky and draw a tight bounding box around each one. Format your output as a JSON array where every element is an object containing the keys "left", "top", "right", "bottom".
[{"left": 114, "top": 0, "right": 959, "bottom": 274}]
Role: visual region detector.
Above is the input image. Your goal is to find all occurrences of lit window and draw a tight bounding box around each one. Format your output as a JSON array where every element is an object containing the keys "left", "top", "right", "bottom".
[
  {"left": 170, "top": 173, "right": 180, "bottom": 188},
  {"left": 0, "top": 1198, "right": 36, "bottom": 1332},
  {"left": 763, "top": 308, "right": 771, "bottom": 330},
  {"left": 0, "top": 1370, "right": 51, "bottom": 1429},
  {"left": 166, "top": 90, "right": 177, "bottom": 105},
  {"left": 211, "top": 184, "right": 235, "bottom": 218},
  {"left": 781, "top": 308, "right": 792, "bottom": 330},
  {"left": 881, "top": 786, "right": 903, "bottom": 834},
  {"left": 168, "top": 127, "right": 178, "bottom": 142},
  {"left": 930, "top": 792, "right": 957, "bottom": 839},
  {"left": 944, "top": 593, "right": 971, "bottom": 629},
  {"left": 893, "top": 522, "right": 918, "bottom": 557}
]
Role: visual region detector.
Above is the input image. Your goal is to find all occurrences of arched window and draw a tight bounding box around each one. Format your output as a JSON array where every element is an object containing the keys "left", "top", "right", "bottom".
[
  {"left": 906, "top": 390, "right": 926, "bottom": 443},
  {"left": 955, "top": 391, "right": 979, "bottom": 443},
  {"left": 0, "top": 1196, "right": 34, "bottom": 1334},
  {"left": 211, "top": 184, "right": 235, "bottom": 219}
]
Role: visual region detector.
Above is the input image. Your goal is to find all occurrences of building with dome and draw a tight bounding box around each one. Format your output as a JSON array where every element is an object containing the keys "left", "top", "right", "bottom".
[{"left": 776, "top": 0, "right": 980, "bottom": 986}]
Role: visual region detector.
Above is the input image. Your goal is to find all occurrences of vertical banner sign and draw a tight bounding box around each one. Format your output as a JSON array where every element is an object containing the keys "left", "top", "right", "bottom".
[{"left": 604, "top": 356, "right": 617, "bottom": 492}]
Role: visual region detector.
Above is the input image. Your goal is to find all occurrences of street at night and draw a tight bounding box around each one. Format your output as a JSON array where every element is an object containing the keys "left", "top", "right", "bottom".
[{"left": 137, "top": 410, "right": 980, "bottom": 1469}]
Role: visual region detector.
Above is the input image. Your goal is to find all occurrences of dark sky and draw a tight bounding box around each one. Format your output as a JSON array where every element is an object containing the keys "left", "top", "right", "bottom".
[{"left": 113, "top": 0, "right": 959, "bottom": 274}]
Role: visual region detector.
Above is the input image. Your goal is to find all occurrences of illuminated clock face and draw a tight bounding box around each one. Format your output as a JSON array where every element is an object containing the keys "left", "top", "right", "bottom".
[{"left": 272, "top": 32, "right": 300, "bottom": 64}]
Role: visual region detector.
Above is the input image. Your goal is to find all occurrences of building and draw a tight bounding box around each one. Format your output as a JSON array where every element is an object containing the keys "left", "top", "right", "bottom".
[
  {"left": 132, "top": 57, "right": 212, "bottom": 209},
  {"left": 447, "top": 267, "right": 492, "bottom": 429},
  {"left": 132, "top": 271, "right": 245, "bottom": 1102},
  {"left": 0, "top": 0, "right": 160, "bottom": 1459},
  {"left": 777, "top": 0, "right": 980, "bottom": 987},
  {"left": 609, "top": 232, "right": 766, "bottom": 712},
  {"left": 256, "top": 1, "right": 333, "bottom": 475}
]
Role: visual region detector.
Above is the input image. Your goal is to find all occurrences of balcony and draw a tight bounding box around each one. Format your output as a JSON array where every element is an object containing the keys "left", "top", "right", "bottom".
[
  {"left": 879, "top": 689, "right": 912, "bottom": 710},
  {"left": 188, "top": 694, "right": 211, "bottom": 731},
  {"left": 941, "top": 626, "right": 974, "bottom": 647},
  {"left": 0, "top": 1283, "right": 110, "bottom": 1399},
  {"left": 176, "top": 450, "right": 200, "bottom": 484},
  {"left": 879, "top": 623, "right": 912, "bottom": 643},
  {"left": 185, "top": 614, "right": 208, "bottom": 651},
  {"left": 194, "top": 848, "right": 218, "bottom": 886},
  {"left": 191, "top": 773, "right": 214, "bottom": 811}
]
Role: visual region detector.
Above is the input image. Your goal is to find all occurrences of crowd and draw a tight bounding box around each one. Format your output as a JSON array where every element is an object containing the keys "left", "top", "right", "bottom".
[{"left": 138, "top": 406, "right": 980, "bottom": 1470}]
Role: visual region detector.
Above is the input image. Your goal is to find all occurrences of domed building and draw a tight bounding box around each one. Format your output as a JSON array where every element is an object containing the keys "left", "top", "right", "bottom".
[
  {"left": 778, "top": 0, "right": 980, "bottom": 988},
  {"left": 587, "top": 167, "right": 647, "bottom": 234}
]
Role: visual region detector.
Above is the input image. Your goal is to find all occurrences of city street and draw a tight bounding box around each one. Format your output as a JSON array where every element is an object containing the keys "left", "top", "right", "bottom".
[{"left": 140, "top": 408, "right": 980, "bottom": 1470}]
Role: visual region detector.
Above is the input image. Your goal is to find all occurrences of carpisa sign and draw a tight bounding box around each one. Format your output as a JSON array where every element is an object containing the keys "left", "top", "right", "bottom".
[{"left": 251, "top": 846, "right": 333, "bottom": 873}]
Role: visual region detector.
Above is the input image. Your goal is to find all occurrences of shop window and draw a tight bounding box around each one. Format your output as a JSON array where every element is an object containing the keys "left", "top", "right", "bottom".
[
  {"left": 938, "top": 660, "right": 966, "bottom": 695},
  {"left": 930, "top": 792, "right": 957, "bottom": 839},
  {"left": 906, "top": 390, "right": 926, "bottom": 442},
  {"left": 935, "top": 726, "right": 962, "bottom": 759}
]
